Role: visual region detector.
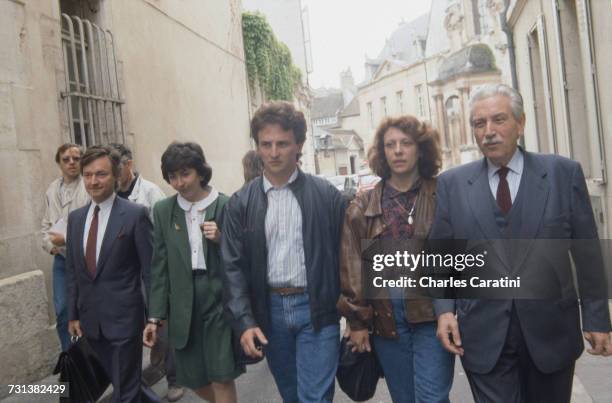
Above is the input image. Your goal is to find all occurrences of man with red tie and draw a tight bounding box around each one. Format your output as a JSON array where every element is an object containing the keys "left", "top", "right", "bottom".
[
  {"left": 431, "top": 84, "right": 611, "bottom": 403},
  {"left": 66, "top": 146, "right": 153, "bottom": 403}
]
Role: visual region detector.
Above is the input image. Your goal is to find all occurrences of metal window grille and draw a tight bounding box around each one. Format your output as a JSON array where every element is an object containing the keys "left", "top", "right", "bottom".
[{"left": 60, "top": 13, "right": 125, "bottom": 147}]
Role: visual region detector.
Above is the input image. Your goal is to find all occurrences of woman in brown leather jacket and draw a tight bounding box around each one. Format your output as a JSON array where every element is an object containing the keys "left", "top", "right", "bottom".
[{"left": 337, "top": 115, "right": 454, "bottom": 403}]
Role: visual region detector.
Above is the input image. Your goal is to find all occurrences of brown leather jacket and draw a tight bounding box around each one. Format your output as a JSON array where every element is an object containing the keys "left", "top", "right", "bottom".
[{"left": 337, "top": 178, "right": 437, "bottom": 339}]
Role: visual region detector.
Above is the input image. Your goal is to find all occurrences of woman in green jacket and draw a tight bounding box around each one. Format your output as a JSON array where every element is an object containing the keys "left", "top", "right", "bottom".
[{"left": 143, "top": 142, "right": 242, "bottom": 403}]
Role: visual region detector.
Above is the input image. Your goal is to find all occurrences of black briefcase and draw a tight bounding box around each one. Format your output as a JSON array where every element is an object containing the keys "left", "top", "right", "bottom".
[{"left": 53, "top": 337, "right": 110, "bottom": 402}]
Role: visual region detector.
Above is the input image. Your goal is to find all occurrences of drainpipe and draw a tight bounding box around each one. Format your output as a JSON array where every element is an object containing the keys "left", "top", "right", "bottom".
[
  {"left": 501, "top": 0, "right": 518, "bottom": 89},
  {"left": 501, "top": 0, "right": 524, "bottom": 149}
]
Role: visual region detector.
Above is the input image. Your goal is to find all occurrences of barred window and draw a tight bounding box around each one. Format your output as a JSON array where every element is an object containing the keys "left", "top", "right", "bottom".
[{"left": 60, "top": 13, "right": 125, "bottom": 147}]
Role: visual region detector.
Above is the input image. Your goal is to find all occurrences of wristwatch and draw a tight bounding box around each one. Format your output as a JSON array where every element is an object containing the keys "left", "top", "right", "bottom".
[{"left": 147, "top": 318, "right": 163, "bottom": 327}]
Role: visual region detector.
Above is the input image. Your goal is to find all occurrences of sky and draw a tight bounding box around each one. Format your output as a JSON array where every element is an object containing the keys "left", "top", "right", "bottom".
[{"left": 302, "top": 0, "right": 432, "bottom": 89}]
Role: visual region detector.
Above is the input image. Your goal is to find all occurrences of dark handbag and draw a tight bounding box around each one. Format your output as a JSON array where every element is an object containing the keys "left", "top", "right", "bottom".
[
  {"left": 53, "top": 337, "right": 110, "bottom": 403},
  {"left": 336, "top": 336, "right": 383, "bottom": 402}
]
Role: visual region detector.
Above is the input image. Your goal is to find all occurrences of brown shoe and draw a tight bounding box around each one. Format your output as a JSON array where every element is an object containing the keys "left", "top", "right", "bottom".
[{"left": 167, "top": 385, "right": 184, "bottom": 402}]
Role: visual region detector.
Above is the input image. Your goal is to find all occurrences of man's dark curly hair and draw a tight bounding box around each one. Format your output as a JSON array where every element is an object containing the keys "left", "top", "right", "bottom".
[
  {"left": 368, "top": 115, "right": 441, "bottom": 180},
  {"left": 161, "top": 142, "right": 212, "bottom": 188},
  {"left": 250, "top": 101, "right": 306, "bottom": 145}
]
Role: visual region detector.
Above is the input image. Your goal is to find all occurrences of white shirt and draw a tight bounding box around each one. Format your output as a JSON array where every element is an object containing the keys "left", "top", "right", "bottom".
[
  {"left": 177, "top": 189, "right": 219, "bottom": 270},
  {"left": 59, "top": 177, "right": 78, "bottom": 206},
  {"left": 128, "top": 175, "right": 166, "bottom": 223},
  {"left": 263, "top": 169, "right": 307, "bottom": 288},
  {"left": 83, "top": 193, "right": 116, "bottom": 264},
  {"left": 487, "top": 148, "right": 524, "bottom": 203}
]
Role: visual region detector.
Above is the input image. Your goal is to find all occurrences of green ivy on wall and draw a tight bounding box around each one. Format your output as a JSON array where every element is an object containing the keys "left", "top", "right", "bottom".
[{"left": 242, "top": 11, "right": 302, "bottom": 101}]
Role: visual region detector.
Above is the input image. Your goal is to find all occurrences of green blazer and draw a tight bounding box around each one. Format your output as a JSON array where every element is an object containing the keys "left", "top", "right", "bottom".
[{"left": 149, "top": 193, "right": 229, "bottom": 349}]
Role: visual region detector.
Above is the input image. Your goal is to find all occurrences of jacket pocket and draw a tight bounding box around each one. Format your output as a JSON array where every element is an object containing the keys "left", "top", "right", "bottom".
[{"left": 543, "top": 213, "right": 570, "bottom": 226}]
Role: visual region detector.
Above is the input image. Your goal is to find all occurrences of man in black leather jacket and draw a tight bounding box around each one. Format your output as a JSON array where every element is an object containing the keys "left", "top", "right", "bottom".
[{"left": 221, "top": 101, "right": 347, "bottom": 403}]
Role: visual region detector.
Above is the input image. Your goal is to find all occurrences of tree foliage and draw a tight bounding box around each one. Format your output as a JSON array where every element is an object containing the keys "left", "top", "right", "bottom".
[{"left": 242, "top": 12, "right": 303, "bottom": 101}]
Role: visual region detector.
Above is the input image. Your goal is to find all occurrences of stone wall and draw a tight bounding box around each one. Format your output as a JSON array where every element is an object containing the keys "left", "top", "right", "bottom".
[{"left": 0, "top": 271, "right": 58, "bottom": 398}]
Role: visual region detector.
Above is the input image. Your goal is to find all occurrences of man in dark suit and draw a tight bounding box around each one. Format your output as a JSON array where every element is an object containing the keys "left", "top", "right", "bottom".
[
  {"left": 66, "top": 146, "right": 153, "bottom": 403},
  {"left": 432, "top": 84, "right": 611, "bottom": 403}
]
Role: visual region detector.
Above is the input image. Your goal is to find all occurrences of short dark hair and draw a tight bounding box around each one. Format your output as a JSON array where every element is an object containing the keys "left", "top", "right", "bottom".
[
  {"left": 368, "top": 115, "right": 441, "bottom": 180},
  {"left": 161, "top": 142, "right": 212, "bottom": 188},
  {"left": 108, "top": 143, "right": 132, "bottom": 160},
  {"left": 250, "top": 101, "right": 306, "bottom": 145},
  {"left": 55, "top": 143, "right": 82, "bottom": 163},
  {"left": 242, "top": 150, "right": 263, "bottom": 183},
  {"left": 80, "top": 145, "right": 121, "bottom": 179}
]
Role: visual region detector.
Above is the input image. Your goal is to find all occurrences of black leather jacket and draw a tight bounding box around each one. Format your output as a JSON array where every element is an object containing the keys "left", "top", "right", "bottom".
[{"left": 220, "top": 170, "right": 347, "bottom": 336}]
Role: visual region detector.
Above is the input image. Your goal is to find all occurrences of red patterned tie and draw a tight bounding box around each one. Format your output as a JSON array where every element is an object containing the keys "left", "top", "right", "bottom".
[
  {"left": 496, "top": 167, "right": 512, "bottom": 215},
  {"left": 85, "top": 205, "right": 100, "bottom": 277}
]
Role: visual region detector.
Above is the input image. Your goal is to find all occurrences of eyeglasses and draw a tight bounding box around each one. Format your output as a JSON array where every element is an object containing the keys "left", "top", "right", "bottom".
[{"left": 61, "top": 156, "right": 81, "bottom": 163}]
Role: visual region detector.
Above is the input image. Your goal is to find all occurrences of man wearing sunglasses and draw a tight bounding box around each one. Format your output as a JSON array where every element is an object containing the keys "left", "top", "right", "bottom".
[{"left": 41, "top": 143, "right": 90, "bottom": 351}]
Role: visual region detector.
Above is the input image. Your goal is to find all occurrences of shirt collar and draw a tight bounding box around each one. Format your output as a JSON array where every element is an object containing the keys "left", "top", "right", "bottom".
[
  {"left": 262, "top": 169, "right": 298, "bottom": 193},
  {"left": 61, "top": 176, "right": 80, "bottom": 189},
  {"left": 127, "top": 173, "right": 139, "bottom": 193},
  {"left": 93, "top": 193, "right": 116, "bottom": 213},
  {"left": 383, "top": 179, "right": 422, "bottom": 200},
  {"left": 487, "top": 147, "right": 524, "bottom": 180},
  {"left": 177, "top": 187, "right": 219, "bottom": 213}
]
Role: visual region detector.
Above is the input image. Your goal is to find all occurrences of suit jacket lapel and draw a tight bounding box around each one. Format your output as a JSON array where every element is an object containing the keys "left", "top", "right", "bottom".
[
  {"left": 202, "top": 197, "right": 221, "bottom": 263},
  {"left": 95, "top": 197, "right": 124, "bottom": 277},
  {"left": 513, "top": 152, "right": 549, "bottom": 272},
  {"left": 77, "top": 203, "right": 90, "bottom": 270},
  {"left": 468, "top": 160, "right": 503, "bottom": 240},
  {"left": 171, "top": 197, "right": 192, "bottom": 272},
  {"left": 468, "top": 159, "right": 512, "bottom": 272}
]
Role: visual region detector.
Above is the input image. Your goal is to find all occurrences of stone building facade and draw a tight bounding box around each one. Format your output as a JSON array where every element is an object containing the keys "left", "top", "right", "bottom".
[
  {"left": 508, "top": 0, "right": 611, "bottom": 237},
  {"left": 355, "top": 0, "right": 512, "bottom": 169}
]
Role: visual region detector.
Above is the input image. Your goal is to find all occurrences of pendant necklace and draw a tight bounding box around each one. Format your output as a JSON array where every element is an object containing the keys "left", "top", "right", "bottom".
[
  {"left": 393, "top": 197, "right": 416, "bottom": 225},
  {"left": 407, "top": 202, "right": 415, "bottom": 225}
]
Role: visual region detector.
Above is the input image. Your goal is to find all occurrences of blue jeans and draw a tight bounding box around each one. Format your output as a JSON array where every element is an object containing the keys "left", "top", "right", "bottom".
[
  {"left": 372, "top": 298, "right": 454, "bottom": 403},
  {"left": 53, "top": 255, "right": 70, "bottom": 351},
  {"left": 265, "top": 292, "right": 339, "bottom": 403}
]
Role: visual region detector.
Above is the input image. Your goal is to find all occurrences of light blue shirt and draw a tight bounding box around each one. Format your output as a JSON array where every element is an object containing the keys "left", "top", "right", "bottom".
[
  {"left": 263, "top": 169, "right": 307, "bottom": 288},
  {"left": 487, "top": 147, "right": 524, "bottom": 203}
]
